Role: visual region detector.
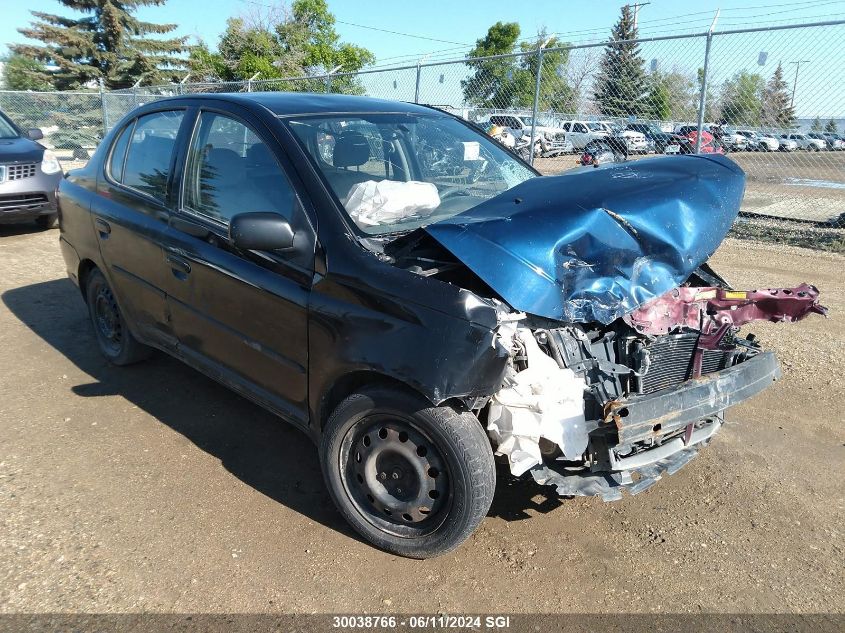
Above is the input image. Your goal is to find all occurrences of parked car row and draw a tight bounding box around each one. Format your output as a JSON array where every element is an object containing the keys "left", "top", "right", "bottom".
[
  {"left": 690, "top": 123, "right": 845, "bottom": 152},
  {"left": 481, "top": 114, "right": 682, "bottom": 157}
]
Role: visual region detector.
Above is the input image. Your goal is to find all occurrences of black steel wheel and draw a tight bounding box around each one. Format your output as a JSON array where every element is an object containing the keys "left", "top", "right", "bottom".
[
  {"left": 320, "top": 386, "right": 495, "bottom": 559},
  {"left": 342, "top": 415, "right": 451, "bottom": 536},
  {"left": 85, "top": 268, "right": 151, "bottom": 365}
]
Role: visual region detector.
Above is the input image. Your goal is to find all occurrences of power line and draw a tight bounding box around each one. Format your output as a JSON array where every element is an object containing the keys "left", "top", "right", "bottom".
[{"left": 334, "top": 20, "right": 470, "bottom": 46}]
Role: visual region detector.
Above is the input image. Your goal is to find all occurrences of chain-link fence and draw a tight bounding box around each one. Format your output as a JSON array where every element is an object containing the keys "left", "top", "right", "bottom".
[{"left": 2, "top": 19, "right": 844, "bottom": 244}]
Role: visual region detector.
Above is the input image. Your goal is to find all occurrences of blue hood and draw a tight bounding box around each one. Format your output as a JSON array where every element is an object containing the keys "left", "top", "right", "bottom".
[{"left": 424, "top": 154, "right": 745, "bottom": 324}]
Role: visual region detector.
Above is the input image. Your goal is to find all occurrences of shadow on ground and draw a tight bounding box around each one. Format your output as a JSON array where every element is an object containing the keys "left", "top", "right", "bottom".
[
  {"left": 2, "top": 277, "right": 360, "bottom": 542},
  {"left": 0, "top": 223, "right": 49, "bottom": 238},
  {"left": 3, "top": 277, "right": 557, "bottom": 543}
]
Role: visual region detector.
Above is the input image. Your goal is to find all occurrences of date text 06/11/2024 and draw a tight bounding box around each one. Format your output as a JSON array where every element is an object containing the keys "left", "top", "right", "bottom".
[{"left": 331, "top": 615, "right": 512, "bottom": 628}]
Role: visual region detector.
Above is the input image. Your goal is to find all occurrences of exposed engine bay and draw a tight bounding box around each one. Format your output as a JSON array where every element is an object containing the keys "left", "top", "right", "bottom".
[{"left": 485, "top": 276, "right": 825, "bottom": 501}]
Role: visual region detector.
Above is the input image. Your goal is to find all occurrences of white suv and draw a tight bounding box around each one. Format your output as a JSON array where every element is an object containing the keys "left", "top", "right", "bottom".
[
  {"left": 559, "top": 120, "right": 609, "bottom": 150},
  {"left": 592, "top": 121, "right": 648, "bottom": 153}
]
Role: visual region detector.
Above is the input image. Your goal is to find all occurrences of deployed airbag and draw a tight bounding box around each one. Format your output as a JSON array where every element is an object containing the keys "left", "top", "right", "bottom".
[
  {"left": 423, "top": 155, "right": 746, "bottom": 324},
  {"left": 346, "top": 180, "right": 440, "bottom": 227}
]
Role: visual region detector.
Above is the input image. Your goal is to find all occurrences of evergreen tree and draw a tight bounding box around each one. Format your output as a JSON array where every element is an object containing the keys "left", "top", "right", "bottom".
[
  {"left": 594, "top": 5, "right": 648, "bottom": 118},
  {"left": 824, "top": 119, "right": 838, "bottom": 134},
  {"left": 2, "top": 54, "right": 54, "bottom": 91},
  {"left": 810, "top": 116, "right": 823, "bottom": 132},
  {"left": 13, "top": 0, "right": 187, "bottom": 90},
  {"left": 761, "top": 63, "right": 795, "bottom": 129}
]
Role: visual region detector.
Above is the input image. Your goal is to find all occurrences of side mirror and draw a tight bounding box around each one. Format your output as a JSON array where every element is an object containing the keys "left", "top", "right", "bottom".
[
  {"left": 26, "top": 128, "right": 44, "bottom": 141},
  {"left": 229, "top": 212, "right": 295, "bottom": 252}
]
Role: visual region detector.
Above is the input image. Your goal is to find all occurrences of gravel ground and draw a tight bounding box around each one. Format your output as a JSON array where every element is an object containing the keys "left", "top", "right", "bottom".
[{"left": 0, "top": 226, "right": 843, "bottom": 614}]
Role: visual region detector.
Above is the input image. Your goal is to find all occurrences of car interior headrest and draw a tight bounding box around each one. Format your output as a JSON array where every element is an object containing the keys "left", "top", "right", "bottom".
[
  {"left": 205, "top": 147, "right": 246, "bottom": 181},
  {"left": 332, "top": 131, "right": 370, "bottom": 168}
]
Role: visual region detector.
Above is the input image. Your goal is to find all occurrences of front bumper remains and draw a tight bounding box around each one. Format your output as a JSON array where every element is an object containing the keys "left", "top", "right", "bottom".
[
  {"left": 532, "top": 352, "right": 781, "bottom": 502},
  {"left": 605, "top": 351, "right": 781, "bottom": 444}
]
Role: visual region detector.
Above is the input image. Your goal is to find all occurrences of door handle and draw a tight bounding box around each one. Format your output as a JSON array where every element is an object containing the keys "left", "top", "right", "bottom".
[
  {"left": 166, "top": 254, "right": 191, "bottom": 279},
  {"left": 94, "top": 218, "right": 111, "bottom": 238}
]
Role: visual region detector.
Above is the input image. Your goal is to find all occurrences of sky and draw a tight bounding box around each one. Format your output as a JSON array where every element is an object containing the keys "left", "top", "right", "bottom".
[{"left": 1, "top": 0, "right": 844, "bottom": 118}]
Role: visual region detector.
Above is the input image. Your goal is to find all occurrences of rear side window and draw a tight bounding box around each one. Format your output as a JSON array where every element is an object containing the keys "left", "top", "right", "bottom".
[
  {"left": 107, "top": 123, "right": 133, "bottom": 182},
  {"left": 121, "top": 110, "right": 184, "bottom": 203},
  {"left": 183, "top": 111, "right": 295, "bottom": 224}
]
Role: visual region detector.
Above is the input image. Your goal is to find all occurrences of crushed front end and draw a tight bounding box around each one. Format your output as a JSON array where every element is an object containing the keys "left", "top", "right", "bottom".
[
  {"left": 488, "top": 280, "right": 826, "bottom": 501},
  {"left": 383, "top": 155, "right": 828, "bottom": 501}
]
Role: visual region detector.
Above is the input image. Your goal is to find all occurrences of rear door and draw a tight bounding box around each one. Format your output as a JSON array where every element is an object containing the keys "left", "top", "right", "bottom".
[
  {"left": 160, "top": 105, "right": 316, "bottom": 426},
  {"left": 91, "top": 109, "right": 188, "bottom": 346}
]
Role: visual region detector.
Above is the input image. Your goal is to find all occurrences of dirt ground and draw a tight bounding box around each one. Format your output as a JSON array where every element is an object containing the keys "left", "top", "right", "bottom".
[{"left": 0, "top": 226, "right": 843, "bottom": 614}]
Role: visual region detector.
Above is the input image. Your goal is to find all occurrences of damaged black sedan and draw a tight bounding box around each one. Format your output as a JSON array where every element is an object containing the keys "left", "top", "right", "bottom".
[{"left": 56, "top": 93, "right": 826, "bottom": 558}]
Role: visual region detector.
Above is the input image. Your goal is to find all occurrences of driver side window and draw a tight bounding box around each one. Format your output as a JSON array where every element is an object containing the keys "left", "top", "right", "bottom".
[{"left": 183, "top": 112, "right": 295, "bottom": 224}]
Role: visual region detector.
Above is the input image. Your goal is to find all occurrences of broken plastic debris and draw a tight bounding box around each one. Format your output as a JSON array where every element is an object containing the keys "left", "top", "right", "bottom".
[
  {"left": 345, "top": 180, "right": 440, "bottom": 227},
  {"left": 487, "top": 329, "right": 587, "bottom": 476}
]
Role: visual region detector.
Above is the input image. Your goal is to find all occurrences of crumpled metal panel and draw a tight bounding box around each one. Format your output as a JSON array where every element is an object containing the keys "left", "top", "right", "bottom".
[
  {"left": 624, "top": 283, "right": 828, "bottom": 335},
  {"left": 424, "top": 155, "right": 746, "bottom": 324}
]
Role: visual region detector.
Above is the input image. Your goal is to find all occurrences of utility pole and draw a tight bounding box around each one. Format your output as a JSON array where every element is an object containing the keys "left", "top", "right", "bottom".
[
  {"left": 629, "top": 2, "right": 651, "bottom": 30},
  {"left": 788, "top": 60, "right": 811, "bottom": 108}
]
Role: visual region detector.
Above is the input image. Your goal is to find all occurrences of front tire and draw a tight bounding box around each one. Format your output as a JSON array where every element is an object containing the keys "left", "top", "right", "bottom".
[
  {"left": 85, "top": 269, "right": 151, "bottom": 366},
  {"left": 35, "top": 213, "right": 58, "bottom": 229},
  {"left": 320, "top": 386, "right": 495, "bottom": 559}
]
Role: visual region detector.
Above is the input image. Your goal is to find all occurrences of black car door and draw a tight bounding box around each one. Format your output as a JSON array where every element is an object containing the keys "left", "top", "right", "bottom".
[
  {"left": 91, "top": 108, "right": 189, "bottom": 347},
  {"left": 160, "top": 105, "right": 316, "bottom": 427}
]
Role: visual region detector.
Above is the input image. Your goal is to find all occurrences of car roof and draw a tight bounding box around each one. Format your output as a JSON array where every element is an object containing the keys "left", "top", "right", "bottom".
[{"left": 156, "top": 91, "right": 440, "bottom": 117}]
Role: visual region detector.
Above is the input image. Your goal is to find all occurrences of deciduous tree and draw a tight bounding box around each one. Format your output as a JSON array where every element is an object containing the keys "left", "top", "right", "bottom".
[
  {"left": 462, "top": 23, "right": 573, "bottom": 112},
  {"left": 720, "top": 71, "right": 765, "bottom": 126},
  {"left": 189, "top": 0, "right": 373, "bottom": 94}
]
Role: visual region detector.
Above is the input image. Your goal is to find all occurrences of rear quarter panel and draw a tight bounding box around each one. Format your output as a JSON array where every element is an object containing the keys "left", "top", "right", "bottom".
[{"left": 57, "top": 169, "right": 100, "bottom": 288}]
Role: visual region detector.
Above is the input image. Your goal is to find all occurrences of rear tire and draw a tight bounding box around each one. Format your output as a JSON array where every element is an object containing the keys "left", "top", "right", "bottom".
[
  {"left": 35, "top": 213, "right": 58, "bottom": 229},
  {"left": 320, "top": 386, "right": 495, "bottom": 559},
  {"left": 85, "top": 269, "right": 151, "bottom": 366}
]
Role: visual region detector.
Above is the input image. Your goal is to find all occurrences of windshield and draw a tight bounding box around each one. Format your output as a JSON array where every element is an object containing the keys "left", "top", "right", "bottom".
[
  {"left": 0, "top": 114, "right": 20, "bottom": 139},
  {"left": 520, "top": 116, "right": 534, "bottom": 126},
  {"left": 587, "top": 122, "right": 605, "bottom": 131},
  {"left": 287, "top": 113, "right": 536, "bottom": 235}
]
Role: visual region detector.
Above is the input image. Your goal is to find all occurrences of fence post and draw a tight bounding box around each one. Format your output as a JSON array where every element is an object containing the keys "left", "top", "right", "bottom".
[
  {"left": 414, "top": 62, "right": 422, "bottom": 103},
  {"left": 528, "top": 45, "right": 544, "bottom": 166},
  {"left": 326, "top": 74, "right": 332, "bottom": 93},
  {"left": 695, "top": 11, "right": 720, "bottom": 153},
  {"left": 98, "top": 78, "right": 108, "bottom": 136}
]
